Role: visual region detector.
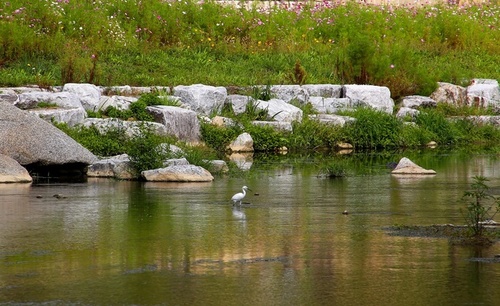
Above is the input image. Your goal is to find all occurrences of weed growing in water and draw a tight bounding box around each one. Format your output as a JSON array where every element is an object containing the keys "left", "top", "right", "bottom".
[{"left": 461, "top": 176, "right": 500, "bottom": 243}]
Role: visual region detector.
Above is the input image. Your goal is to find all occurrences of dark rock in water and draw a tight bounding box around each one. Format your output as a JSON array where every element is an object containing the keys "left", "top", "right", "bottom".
[{"left": 386, "top": 162, "right": 398, "bottom": 170}]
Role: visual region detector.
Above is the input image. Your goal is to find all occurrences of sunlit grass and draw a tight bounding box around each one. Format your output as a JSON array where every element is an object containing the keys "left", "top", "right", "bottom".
[{"left": 1, "top": 1, "right": 500, "bottom": 98}]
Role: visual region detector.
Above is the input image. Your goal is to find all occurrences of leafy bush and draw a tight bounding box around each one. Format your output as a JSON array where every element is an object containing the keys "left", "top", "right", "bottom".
[
  {"left": 54, "top": 123, "right": 128, "bottom": 157},
  {"left": 200, "top": 121, "right": 241, "bottom": 152},
  {"left": 342, "top": 108, "right": 403, "bottom": 149},
  {"left": 126, "top": 126, "right": 171, "bottom": 173},
  {"left": 245, "top": 124, "right": 289, "bottom": 152}
]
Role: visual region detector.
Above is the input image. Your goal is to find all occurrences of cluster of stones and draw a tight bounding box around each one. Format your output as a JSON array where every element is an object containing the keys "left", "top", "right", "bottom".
[{"left": 0, "top": 79, "right": 499, "bottom": 183}]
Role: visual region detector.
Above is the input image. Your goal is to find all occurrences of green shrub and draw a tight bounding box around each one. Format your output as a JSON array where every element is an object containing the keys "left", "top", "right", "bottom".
[
  {"left": 415, "top": 109, "right": 458, "bottom": 145},
  {"left": 126, "top": 125, "right": 172, "bottom": 173},
  {"left": 245, "top": 124, "right": 289, "bottom": 152},
  {"left": 200, "top": 121, "right": 241, "bottom": 152},
  {"left": 343, "top": 108, "right": 403, "bottom": 149},
  {"left": 54, "top": 123, "right": 127, "bottom": 157}
]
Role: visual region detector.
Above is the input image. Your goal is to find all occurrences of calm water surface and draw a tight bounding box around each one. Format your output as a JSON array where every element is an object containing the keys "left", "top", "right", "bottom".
[{"left": 1, "top": 152, "right": 500, "bottom": 305}]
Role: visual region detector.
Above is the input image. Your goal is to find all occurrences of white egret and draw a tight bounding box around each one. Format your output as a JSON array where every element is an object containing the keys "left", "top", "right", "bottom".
[{"left": 231, "top": 185, "right": 251, "bottom": 206}]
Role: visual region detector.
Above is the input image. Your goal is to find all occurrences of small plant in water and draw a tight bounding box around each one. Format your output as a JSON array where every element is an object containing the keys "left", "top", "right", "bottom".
[
  {"left": 318, "top": 161, "right": 348, "bottom": 178},
  {"left": 461, "top": 176, "right": 500, "bottom": 243}
]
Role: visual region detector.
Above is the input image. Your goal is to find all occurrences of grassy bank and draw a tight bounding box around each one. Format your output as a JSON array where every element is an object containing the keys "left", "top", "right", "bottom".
[{"left": 1, "top": 1, "right": 500, "bottom": 98}]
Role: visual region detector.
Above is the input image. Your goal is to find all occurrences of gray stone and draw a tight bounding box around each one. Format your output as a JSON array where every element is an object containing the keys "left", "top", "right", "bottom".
[
  {"left": 30, "top": 107, "right": 87, "bottom": 127},
  {"left": 163, "top": 158, "right": 190, "bottom": 167},
  {"left": 308, "top": 114, "right": 356, "bottom": 127},
  {"left": 343, "top": 85, "right": 394, "bottom": 114},
  {"left": 0, "top": 154, "right": 32, "bottom": 183},
  {"left": 251, "top": 121, "right": 293, "bottom": 132},
  {"left": 62, "top": 83, "right": 101, "bottom": 111},
  {"left": 400, "top": 95, "right": 437, "bottom": 109},
  {"left": 308, "top": 97, "right": 351, "bottom": 113},
  {"left": 227, "top": 132, "right": 254, "bottom": 152},
  {"left": 87, "top": 154, "right": 136, "bottom": 180},
  {"left": 270, "top": 85, "right": 309, "bottom": 104},
  {"left": 97, "top": 95, "right": 137, "bottom": 111},
  {"left": 396, "top": 107, "right": 420, "bottom": 120},
  {"left": 466, "top": 79, "right": 500, "bottom": 108},
  {"left": 141, "top": 165, "right": 214, "bottom": 182},
  {"left": 255, "top": 98, "right": 303, "bottom": 122},
  {"left": 82, "top": 118, "right": 168, "bottom": 138},
  {"left": 430, "top": 82, "right": 467, "bottom": 106},
  {"left": 173, "top": 84, "right": 227, "bottom": 115},
  {"left": 146, "top": 105, "right": 201, "bottom": 142},
  {"left": 302, "top": 84, "right": 342, "bottom": 98},
  {"left": 225, "top": 94, "right": 256, "bottom": 115},
  {"left": 0, "top": 102, "right": 97, "bottom": 167},
  {"left": 16, "top": 92, "right": 83, "bottom": 109}
]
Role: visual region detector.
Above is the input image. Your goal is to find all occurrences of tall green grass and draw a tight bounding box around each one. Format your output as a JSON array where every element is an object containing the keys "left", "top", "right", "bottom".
[{"left": 1, "top": 1, "right": 500, "bottom": 98}]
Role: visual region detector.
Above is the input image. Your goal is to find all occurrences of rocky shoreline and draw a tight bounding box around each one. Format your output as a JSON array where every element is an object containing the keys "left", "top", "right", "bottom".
[{"left": 0, "top": 79, "right": 499, "bottom": 183}]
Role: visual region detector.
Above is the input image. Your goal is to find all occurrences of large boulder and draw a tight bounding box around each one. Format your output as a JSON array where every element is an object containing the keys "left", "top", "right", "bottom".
[
  {"left": 87, "top": 154, "right": 136, "bottom": 180},
  {"left": 466, "top": 79, "right": 500, "bottom": 108},
  {"left": 0, "top": 154, "right": 32, "bottom": 183},
  {"left": 141, "top": 165, "right": 214, "bottom": 182},
  {"left": 391, "top": 157, "right": 436, "bottom": 175},
  {"left": 302, "top": 84, "right": 342, "bottom": 98},
  {"left": 30, "top": 107, "right": 87, "bottom": 127},
  {"left": 343, "top": 85, "right": 394, "bottom": 114},
  {"left": 225, "top": 94, "right": 256, "bottom": 115},
  {"left": 227, "top": 132, "right": 254, "bottom": 152},
  {"left": 62, "top": 83, "right": 101, "bottom": 111},
  {"left": 308, "top": 114, "right": 356, "bottom": 127},
  {"left": 270, "top": 85, "right": 309, "bottom": 104},
  {"left": 308, "top": 97, "right": 351, "bottom": 113},
  {"left": 146, "top": 105, "right": 201, "bottom": 142},
  {"left": 82, "top": 118, "right": 168, "bottom": 138},
  {"left": 0, "top": 102, "right": 97, "bottom": 174},
  {"left": 173, "top": 84, "right": 227, "bottom": 115},
  {"left": 15, "top": 91, "right": 83, "bottom": 109},
  {"left": 255, "top": 98, "right": 303, "bottom": 122},
  {"left": 97, "top": 95, "right": 138, "bottom": 111},
  {"left": 430, "top": 82, "right": 467, "bottom": 106}
]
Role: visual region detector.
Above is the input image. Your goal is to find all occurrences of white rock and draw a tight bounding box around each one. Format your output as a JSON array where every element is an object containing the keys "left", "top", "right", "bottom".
[
  {"left": 30, "top": 107, "right": 87, "bottom": 127},
  {"left": 227, "top": 132, "right": 254, "bottom": 152},
  {"left": 343, "top": 85, "right": 394, "bottom": 114},
  {"left": 16, "top": 92, "right": 83, "bottom": 109},
  {"left": 146, "top": 105, "right": 201, "bottom": 142},
  {"left": 141, "top": 165, "right": 214, "bottom": 182},
  {"left": 0, "top": 154, "right": 32, "bottom": 183},
  {"left": 430, "top": 82, "right": 467, "bottom": 105},
  {"left": 173, "top": 84, "right": 227, "bottom": 116},
  {"left": 302, "top": 84, "right": 342, "bottom": 98},
  {"left": 255, "top": 98, "right": 303, "bottom": 122},
  {"left": 391, "top": 157, "right": 436, "bottom": 175},
  {"left": 97, "top": 95, "right": 138, "bottom": 111},
  {"left": 270, "top": 85, "right": 309, "bottom": 104},
  {"left": 62, "top": 83, "right": 101, "bottom": 111},
  {"left": 466, "top": 79, "right": 500, "bottom": 108},
  {"left": 251, "top": 121, "right": 293, "bottom": 132},
  {"left": 87, "top": 154, "right": 136, "bottom": 180},
  {"left": 308, "top": 97, "right": 351, "bottom": 113}
]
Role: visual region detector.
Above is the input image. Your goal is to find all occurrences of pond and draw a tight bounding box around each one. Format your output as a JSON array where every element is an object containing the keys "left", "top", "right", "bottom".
[{"left": 1, "top": 151, "right": 500, "bottom": 305}]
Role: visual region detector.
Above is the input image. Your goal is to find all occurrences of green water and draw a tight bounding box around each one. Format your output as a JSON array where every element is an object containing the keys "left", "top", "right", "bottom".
[{"left": 1, "top": 152, "right": 499, "bottom": 305}]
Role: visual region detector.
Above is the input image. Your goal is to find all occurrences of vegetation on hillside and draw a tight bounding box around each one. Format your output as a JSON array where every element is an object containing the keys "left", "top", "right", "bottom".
[{"left": 1, "top": 0, "right": 500, "bottom": 99}]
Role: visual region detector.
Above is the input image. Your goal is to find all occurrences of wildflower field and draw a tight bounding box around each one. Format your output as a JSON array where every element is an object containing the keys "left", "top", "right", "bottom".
[{"left": 1, "top": 0, "right": 499, "bottom": 98}]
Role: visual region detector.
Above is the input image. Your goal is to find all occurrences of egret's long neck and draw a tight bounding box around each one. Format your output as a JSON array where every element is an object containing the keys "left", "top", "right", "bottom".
[{"left": 242, "top": 188, "right": 246, "bottom": 196}]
